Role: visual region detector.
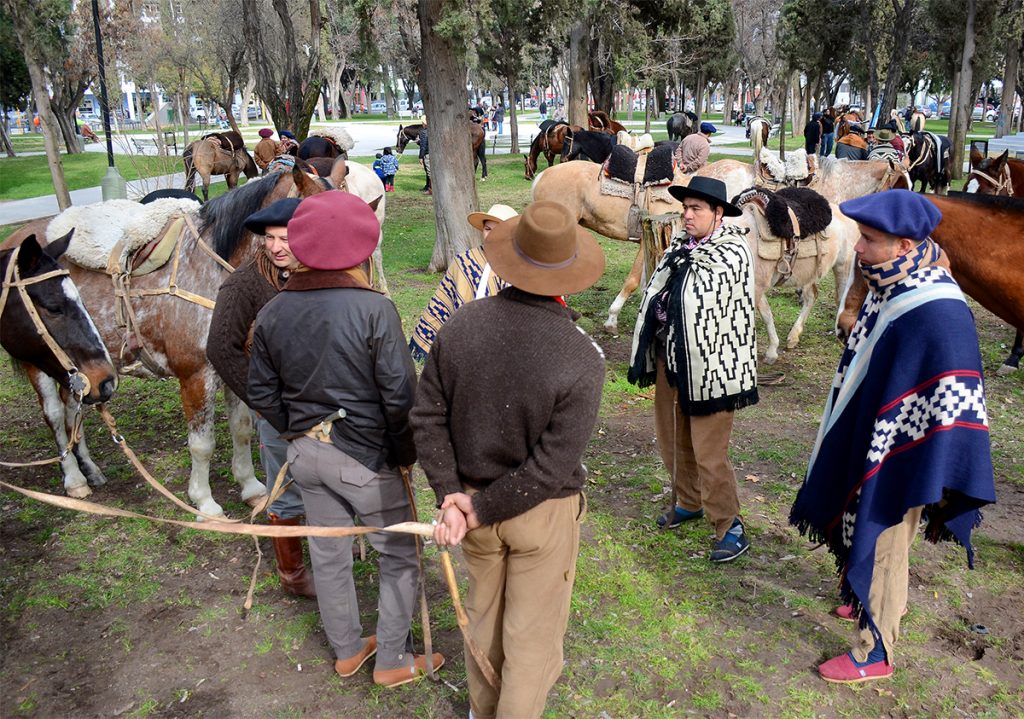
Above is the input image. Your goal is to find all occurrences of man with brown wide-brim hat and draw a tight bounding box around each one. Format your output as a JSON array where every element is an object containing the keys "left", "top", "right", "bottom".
[
  {"left": 629, "top": 176, "right": 758, "bottom": 563},
  {"left": 248, "top": 190, "right": 444, "bottom": 688},
  {"left": 413, "top": 201, "right": 607, "bottom": 718}
]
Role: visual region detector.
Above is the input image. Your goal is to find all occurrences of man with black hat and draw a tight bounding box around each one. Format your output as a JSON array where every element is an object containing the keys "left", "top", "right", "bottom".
[
  {"left": 791, "top": 189, "right": 995, "bottom": 684},
  {"left": 629, "top": 176, "right": 758, "bottom": 563},
  {"left": 674, "top": 121, "right": 717, "bottom": 173},
  {"left": 206, "top": 197, "right": 315, "bottom": 598},
  {"left": 413, "top": 201, "right": 606, "bottom": 718},
  {"left": 248, "top": 191, "right": 444, "bottom": 687}
]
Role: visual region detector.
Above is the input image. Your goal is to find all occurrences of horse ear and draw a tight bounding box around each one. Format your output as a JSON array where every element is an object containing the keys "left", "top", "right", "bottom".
[
  {"left": 291, "top": 159, "right": 322, "bottom": 196},
  {"left": 329, "top": 158, "right": 348, "bottom": 187},
  {"left": 366, "top": 196, "right": 381, "bottom": 212},
  {"left": 16, "top": 234, "right": 45, "bottom": 272},
  {"left": 970, "top": 147, "right": 985, "bottom": 167},
  {"left": 43, "top": 229, "right": 74, "bottom": 260},
  {"left": 995, "top": 149, "right": 1009, "bottom": 168}
]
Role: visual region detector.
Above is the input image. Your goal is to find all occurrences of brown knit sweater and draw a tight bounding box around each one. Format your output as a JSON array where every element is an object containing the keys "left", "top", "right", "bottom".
[{"left": 411, "top": 287, "right": 606, "bottom": 525}]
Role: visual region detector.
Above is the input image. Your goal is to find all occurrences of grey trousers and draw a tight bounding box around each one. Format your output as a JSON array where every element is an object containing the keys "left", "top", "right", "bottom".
[
  {"left": 255, "top": 415, "right": 305, "bottom": 519},
  {"left": 286, "top": 436, "right": 419, "bottom": 669}
]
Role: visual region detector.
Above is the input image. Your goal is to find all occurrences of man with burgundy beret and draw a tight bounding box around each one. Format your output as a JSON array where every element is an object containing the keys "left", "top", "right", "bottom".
[{"left": 248, "top": 191, "right": 444, "bottom": 687}]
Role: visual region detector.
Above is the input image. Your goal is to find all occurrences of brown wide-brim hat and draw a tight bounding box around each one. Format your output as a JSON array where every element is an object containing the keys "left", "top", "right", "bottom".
[{"left": 483, "top": 201, "right": 605, "bottom": 296}]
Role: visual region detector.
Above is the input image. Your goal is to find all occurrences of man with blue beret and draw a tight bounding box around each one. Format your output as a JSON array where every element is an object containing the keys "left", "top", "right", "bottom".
[
  {"left": 791, "top": 189, "right": 995, "bottom": 683},
  {"left": 675, "top": 121, "right": 717, "bottom": 173}
]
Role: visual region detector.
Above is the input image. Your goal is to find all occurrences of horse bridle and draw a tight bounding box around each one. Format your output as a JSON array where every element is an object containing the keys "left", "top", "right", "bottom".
[
  {"left": 968, "top": 164, "right": 1014, "bottom": 196},
  {"left": 879, "top": 162, "right": 912, "bottom": 191},
  {"left": 0, "top": 245, "right": 91, "bottom": 397}
]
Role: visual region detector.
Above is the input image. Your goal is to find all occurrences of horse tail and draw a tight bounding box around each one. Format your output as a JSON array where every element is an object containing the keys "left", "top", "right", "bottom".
[
  {"left": 183, "top": 145, "right": 196, "bottom": 191},
  {"left": 751, "top": 119, "right": 765, "bottom": 158}
]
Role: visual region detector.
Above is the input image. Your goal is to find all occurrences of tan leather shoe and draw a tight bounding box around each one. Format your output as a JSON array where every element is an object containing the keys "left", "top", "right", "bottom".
[
  {"left": 372, "top": 652, "right": 446, "bottom": 688},
  {"left": 334, "top": 636, "right": 377, "bottom": 678}
]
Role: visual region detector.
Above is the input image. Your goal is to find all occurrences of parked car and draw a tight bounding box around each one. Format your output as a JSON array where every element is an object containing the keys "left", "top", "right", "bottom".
[
  {"left": 369, "top": 100, "right": 387, "bottom": 113},
  {"left": 915, "top": 105, "right": 933, "bottom": 118},
  {"left": 939, "top": 101, "right": 951, "bottom": 119}
]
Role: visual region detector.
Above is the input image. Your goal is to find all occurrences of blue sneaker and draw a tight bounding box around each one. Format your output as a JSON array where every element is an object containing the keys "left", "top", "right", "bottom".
[
  {"left": 710, "top": 519, "right": 750, "bottom": 562},
  {"left": 656, "top": 505, "right": 705, "bottom": 529}
]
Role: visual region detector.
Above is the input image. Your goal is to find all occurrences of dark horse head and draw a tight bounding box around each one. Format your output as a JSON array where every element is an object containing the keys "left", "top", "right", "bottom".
[
  {"left": 0, "top": 232, "right": 117, "bottom": 403},
  {"left": 395, "top": 124, "right": 423, "bottom": 155}
]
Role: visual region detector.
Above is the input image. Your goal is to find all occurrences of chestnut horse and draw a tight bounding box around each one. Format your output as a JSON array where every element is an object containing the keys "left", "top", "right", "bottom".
[
  {"left": 183, "top": 135, "right": 259, "bottom": 202},
  {"left": 523, "top": 122, "right": 578, "bottom": 179},
  {"left": 967, "top": 149, "right": 1024, "bottom": 197},
  {"left": 836, "top": 193, "right": 1024, "bottom": 374},
  {"left": 588, "top": 110, "right": 626, "bottom": 134},
  {"left": 5, "top": 163, "right": 353, "bottom": 516},
  {"left": 1, "top": 233, "right": 119, "bottom": 498},
  {"left": 395, "top": 123, "right": 488, "bottom": 179}
]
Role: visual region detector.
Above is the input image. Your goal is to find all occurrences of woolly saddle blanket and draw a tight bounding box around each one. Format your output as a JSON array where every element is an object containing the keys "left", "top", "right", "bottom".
[
  {"left": 47, "top": 198, "right": 200, "bottom": 275},
  {"left": 758, "top": 147, "right": 814, "bottom": 185},
  {"left": 790, "top": 244, "right": 995, "bottom": 634},
  {"left": 308, "top": 127, "right": 355, "bottom": 153},
  {"left": 600, "top": 144, "right": 676, "bottom": 213},
  {"left": 734, "top": 186, "right": 832, "bottom": 261}
]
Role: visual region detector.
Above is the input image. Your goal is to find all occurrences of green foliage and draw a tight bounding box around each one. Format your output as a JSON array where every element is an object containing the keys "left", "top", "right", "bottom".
[{"left": 0, "top": 8, "right": 31, "bottom": 110}]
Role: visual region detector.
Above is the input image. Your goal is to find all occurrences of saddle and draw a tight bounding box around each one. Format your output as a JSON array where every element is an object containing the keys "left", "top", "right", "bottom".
[
  {"left": 600, "top": 144, "right": 677, "bottom": 240},
  {"left": 735, "top": 186, "right": 832, "bottom": 276},
  {"left": 757, "top": 148, "right": 816, "bottom": 189}
]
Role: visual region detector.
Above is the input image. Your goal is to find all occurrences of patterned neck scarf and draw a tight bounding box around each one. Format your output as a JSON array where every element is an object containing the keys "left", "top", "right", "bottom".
[{"left": 860, "top": 238, "right": 942, "bottom": 293}]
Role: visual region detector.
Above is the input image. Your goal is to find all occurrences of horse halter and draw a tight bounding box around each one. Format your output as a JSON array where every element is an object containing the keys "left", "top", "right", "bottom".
[
  {"left": 968, "top": 164, "right": 1014, "bottom": 196},
  {"left": 0, "top": 245, "right": 91, "bottom": 398}
]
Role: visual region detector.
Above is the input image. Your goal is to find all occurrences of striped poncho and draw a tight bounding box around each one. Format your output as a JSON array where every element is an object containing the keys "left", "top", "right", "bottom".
[
  {"left": 410, "top": 246, "right": 508, "bottom": 360},
  {"left": 790, "top": 241, "right": 996, "bottom": 630}
]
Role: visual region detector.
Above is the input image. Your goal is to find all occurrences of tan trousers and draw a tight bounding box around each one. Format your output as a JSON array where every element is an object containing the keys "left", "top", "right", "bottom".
[
  {"left": 461, "top": 493, "right": 584, "bottom": 719},
  {"left": 851, "top": 506, "right": 923, "bottom": 663},
  {"left": 654, "top": 359, "right": 740, "bottom": 539}
]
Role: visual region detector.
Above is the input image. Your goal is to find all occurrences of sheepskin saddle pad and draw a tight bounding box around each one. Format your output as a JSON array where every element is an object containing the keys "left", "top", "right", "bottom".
[
  {"left": 48, "top": 197, "right": 200, "bottom": 274},
  {"left": 735, "top": 186, "right": 832, "bottom": 242},
  {"left": 309, "top": 127, "right": 355, "bottom": 153},
  {"left": 758, "top": 147, "right": 814, "bottom": 183},
  {"left": 603, "top": 144, "right": 676, "bottom": 187}
]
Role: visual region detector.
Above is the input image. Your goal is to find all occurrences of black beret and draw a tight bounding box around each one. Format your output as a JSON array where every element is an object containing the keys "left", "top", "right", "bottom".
[{"left": 243, "top": 198, "right": 302, "bottom": 234}]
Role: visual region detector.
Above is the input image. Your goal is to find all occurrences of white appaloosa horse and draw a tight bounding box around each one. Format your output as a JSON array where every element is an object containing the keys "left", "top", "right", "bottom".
[{"left": 6, "top": 159, "right": 386, "bottom": 516}]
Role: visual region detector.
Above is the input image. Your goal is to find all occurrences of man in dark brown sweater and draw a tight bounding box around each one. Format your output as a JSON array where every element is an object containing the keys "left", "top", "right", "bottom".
[{"left": 412, "top": 201, "right": 606, "bottom": 719}]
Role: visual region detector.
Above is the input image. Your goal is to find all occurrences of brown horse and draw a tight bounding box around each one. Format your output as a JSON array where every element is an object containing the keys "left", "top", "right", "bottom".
[
  {"left": 836, "top": 193, "right": 1024, "bottom": 374},
  {"left": 523, "top": 122, "right": 578, "bottom": 179},
  {"left": 396, "top": 123, "right": 488, "bottom": 179},
  {"left": 834, "top": 107, "right": 863, "bottom": 140},
  {"left": 588, "top": 110, "right": 626, "bottom": 134},
  {"left": 5, "top": 163, "right": 350, "bottom": 516},
  {"left": 1, "top": 233, "right": 119, "bottom": 498},
  {"left": 183, "top": 135, "right": 259, "bottom": 202},
  {"left": 967, "top": 149, "right": 1024, "bottom": 197}
]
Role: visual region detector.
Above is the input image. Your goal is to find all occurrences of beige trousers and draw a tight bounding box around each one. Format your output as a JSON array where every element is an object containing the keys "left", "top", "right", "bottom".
[
  {"left": 851, "top": 506, "right": 924, "bottom": 663},
  {"left": 461, "top": 493, "right": 584, "bottom": 719},
  {"left": 654, "top": 358, "right": 740, "bottom": 539}
]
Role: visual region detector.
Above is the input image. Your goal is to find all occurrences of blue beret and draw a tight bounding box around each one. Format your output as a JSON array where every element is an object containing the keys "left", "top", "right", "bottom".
[
  {"left": 243, "top": 197, "right": 302, "bottom": 234},
  {"left": 839, "top": 189, "right": 942, "bottom": 241},
  {"left": 279, "top": 130, "right": 296, "bottom": 140},
  {"left": 700, "top": 122, "right": 717, "bottom": 134}
]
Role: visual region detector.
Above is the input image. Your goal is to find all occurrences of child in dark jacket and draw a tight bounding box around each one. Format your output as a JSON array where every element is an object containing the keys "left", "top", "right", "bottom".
[
  {"left": 380, "top": 147, "right": 399, "bottom": 192},
  {"left": 373, "top": 153, "right": 386, "bottom": 184}
]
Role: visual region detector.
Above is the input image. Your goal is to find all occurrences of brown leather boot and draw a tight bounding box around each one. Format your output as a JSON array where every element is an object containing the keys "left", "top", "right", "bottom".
[{"left": 269, "top": 515, "right": 317, "bottom": 598}]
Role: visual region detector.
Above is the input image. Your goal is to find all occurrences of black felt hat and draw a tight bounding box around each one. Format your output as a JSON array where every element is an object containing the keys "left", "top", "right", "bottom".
[
  {"left": 243, "top": 198, "right": 302, "bottom": 234},
  {"left": 668, "top": 176, "right": 743, "bottom": 217}
]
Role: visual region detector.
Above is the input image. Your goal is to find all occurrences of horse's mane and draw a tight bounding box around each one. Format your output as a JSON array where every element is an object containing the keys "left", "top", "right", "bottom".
[
  {"left": 946, "top": 191, "right": 1024, "bottom": 213},
  {"left": 198, "top": 176, "right": 281, "bottom": 260}
]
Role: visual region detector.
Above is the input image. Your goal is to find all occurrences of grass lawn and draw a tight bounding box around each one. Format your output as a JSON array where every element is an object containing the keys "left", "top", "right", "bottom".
[
  {"left": 1, "top": 154, "right": 1022, "bottom": 718},
  {"left": 0, "top": 151, "right": 183, "bottom": 200}
]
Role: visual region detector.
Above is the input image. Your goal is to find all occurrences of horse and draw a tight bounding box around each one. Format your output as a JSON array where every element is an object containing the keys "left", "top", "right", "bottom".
[
  {"left": 904, "top": 131, "right": 951, "bottom": 194},
  {"left": 1, "top": 233, "right": 120, "bottom": 499},
  {"left": 523, "top": 121, "right": 578, "bottom": 180},
  {"left": 588, "top": 110, "right": 626, "bottom": 134},
  {"left": 836, "top": 193, "right": 1024, "bottom": 374},
  {"left": 748, "top": 117, "right": 771, "bottom": 156},
  {"left": 834, "top": 107, "right": 863, "bottom": 140},
  {"left": 298, "top": 127, "right": 355, "bottom": 161},
  {"left": 667, "top": 112, "right": 698, "bottom": 142},
  {"left": 561, "top": 130, "right": 617, "bottom": 163},
  {"left": 910, "top": 111, "right": 927, "bottom": 133},
  {"left": 4, "top": 162, "right": 360, "bottom": 517},
  {"left": 967, "top": 149, "right": 1024, "bottom": 197},
  {"left": 395, "top": 123, "right": 487, "bottom": 179},
  {"left": 183, "top": 135, "right": 259, "bottom": 202}
]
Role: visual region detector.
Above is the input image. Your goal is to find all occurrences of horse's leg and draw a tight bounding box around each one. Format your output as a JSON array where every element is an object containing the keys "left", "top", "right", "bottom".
[
  {"left": 25, "top": 365, "right": 91, "bottom": 498},
  {"left": 478, "top": 143, "right": 488, "bottom": 179},
  {"left": 69, "top": 411, "right": 108, "bottom": 488},
  {"left": 604, "top": 248, "right": 644, "bottom": 333},
  {"left": 787, "top": 282, "right": 818, "bottom": 349},
  {"left": 997, "top": 329, "right": 1024, "bottom": 376},
  {"left": 371, "top": 232, "right": 389, "bottom": 296},
  {"left": 179, "top": 369, "right": 223, "bottom": 517},
  {"left": 223, "top": 387, "right": 267, "bottom": 506},
  {"left": 758, "top": 292, "right": 781, "bottom": 364}
]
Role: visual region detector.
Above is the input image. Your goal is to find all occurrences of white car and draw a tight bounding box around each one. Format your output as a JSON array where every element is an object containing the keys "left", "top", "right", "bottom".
[{"left": 370, "top": 101, "right": 387, "bottom": 113}]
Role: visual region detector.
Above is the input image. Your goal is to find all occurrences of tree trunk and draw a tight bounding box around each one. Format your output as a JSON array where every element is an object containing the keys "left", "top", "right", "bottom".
[
  {"left": 419, "top": 0, "right": 479, "bottom": 272},
  {"left": 27, "top": 60, "right": 71, "bottom": 210},
  {"left": 950, "top": 0, "right": 976, "bottom": 180},
  {"left": 589, "top": 33, "right": 614, "bottom": 115},
  {"left": 779, "top": 73, "right": 788, "bottom": 160},
  {"left": 240, "top": 75, "right": 257, "bottom": 127},
  {"left": 644, "top": 87, "right": 652, "bottom": 134},
  {"left": 177, "top": 93, "right": 190, "bottom": 147},
  {"left": 626, "top": 86, "right": 635, "bottom": 121},
  {"left": 693, "top": 70, "right": 706, "bottom": 123},
  {"left": 879, "top": 0, "right": 917, "bottom": 121},
  {"left": 149, "top": 81, "right": 166, "bottom": 155},
  {"left": 507, "top": 72, "right": 520, "bottom": 154},
  {"left": 996, "top": 2, "right": 1021, "bottom": 138},
  {"left": 1, "top": 116, "right": 16, "bottom": 157},
  {"left": 55, "top": 110, "right": 81, "bottom": 154},
  {"left": 567, "top": 19, "right": 591, "bottom": 126}
]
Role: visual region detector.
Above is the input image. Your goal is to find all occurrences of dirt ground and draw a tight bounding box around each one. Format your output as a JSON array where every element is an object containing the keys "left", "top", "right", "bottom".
[{"left": 1, "top": 299, "right": 1022, "bottom": 719}]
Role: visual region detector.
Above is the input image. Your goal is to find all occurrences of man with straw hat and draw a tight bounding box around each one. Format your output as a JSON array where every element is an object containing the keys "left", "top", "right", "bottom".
[
  {"left": 629, "top": 176, "right": 758, "bottom": 563},
  {"left": 413, "top": 201, "right": 607, "bottom": 718},
  {"left": 248, "top": 191, "right": 444, "bottom": 687},
  {"left": 409, "top": 203, "right": 519, "bottom": 359}
]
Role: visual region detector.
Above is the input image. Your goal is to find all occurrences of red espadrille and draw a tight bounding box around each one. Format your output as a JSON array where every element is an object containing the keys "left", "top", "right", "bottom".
[{"left": 818, "top": 652, "right": 893, "bottom": 683}]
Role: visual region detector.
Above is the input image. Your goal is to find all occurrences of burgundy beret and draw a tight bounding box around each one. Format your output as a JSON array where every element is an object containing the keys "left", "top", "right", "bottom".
[{"left": 286, "top": 191, "right": 380, "bottom": 270}]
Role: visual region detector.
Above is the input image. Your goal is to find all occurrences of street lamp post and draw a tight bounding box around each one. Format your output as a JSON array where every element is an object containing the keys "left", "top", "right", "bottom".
[{"left": 92, "top": 0, "right": 127, "bottom": 200}]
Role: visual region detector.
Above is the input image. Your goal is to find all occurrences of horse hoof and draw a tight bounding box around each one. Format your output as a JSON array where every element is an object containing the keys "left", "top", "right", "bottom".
[
  {"left": 997, "top": 364, "right": 1019, "bottom": 376},
  {"left": 763, "top": 353, "right": 779, "bottom": 365},
  {"left": 602, "top": 321, "right": 619, "bottom": 335},
  {"left": 67, "top": 484, "right": 93, "bottom": 499},
  {"left": 195, "top": 500, "right": 226, "bottom": 519},
  {"left": 86, "top": 470, "right": 109, "bottom": 488},
  {"left": 244, "top": 492, "right": 270, "bottom": 509}
]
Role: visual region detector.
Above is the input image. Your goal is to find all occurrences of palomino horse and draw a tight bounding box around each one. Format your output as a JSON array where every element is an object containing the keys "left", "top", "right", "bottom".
[
  {"left": 836, "top": 193, "right": 1024, "bottom": 374},
  {"left": 523, "top": 122, "right": 579, "bottom": 179},
  {"left": 748, "top": 117, "right": 771, "bottom": 156},
  {"left": 5, "top": 162, "right": 361, "bottom": 517},
  {"left": 967, "top": 149, "right": 1024, "bottom": 197},
  {"left": 588, "top": 110, "right": 626, "bottom": 134},
  {"left": 183, "top": 135, "right": 259, "bottom": 202},
  {"left": 904, "top": 131, "right": 951, "bottom": 194},
  {"left": 396, "top": 123, "right": 488, "bottom": 179},
  {"left": 1, "top": 234, "right": 119, "bottom": 498}
]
